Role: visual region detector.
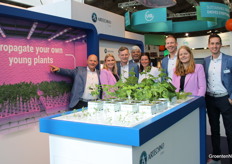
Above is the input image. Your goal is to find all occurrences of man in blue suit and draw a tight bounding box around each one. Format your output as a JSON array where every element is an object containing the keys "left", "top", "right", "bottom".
[
  {"left": 203, "top": 34, "right": 232, "bottom": 164},
  {"left": 161, "top": 35, "right": 178, "bottom": 80},
  {"left": 50, "top": 54, "right": 100, "bottom": 110},
  {"left": 117, "top": 46, "right": 139, "bottom": 81}
]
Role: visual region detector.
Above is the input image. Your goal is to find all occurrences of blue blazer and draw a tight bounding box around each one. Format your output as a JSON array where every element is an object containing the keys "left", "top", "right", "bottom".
[
  {"left": 57, "top": 67, "right": 100, "bottom": 108},
  {"left": 161, "top": 56, "right": 169, "bottom": 75},
  {"left": 203, "top": 53, "right": 232, "bottom": 99},
  {"left": 117, "top": 62, "right": 139, "bottom": 78}
]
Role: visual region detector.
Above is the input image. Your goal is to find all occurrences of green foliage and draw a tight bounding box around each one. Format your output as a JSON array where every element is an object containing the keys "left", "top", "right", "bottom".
[
  {"left": 92, "top": 68, "right": 191, "bottom": 102},
  {"left": 90, "top": 84, "right": 102, "bottom": 99},
  {"left": 176, "top": 92, "right": 192, "bottom": 99},
  {"left": 0, "top": 82, "right": 39, "bottom": 105},
  {"left": 0, "top": 81, "right": 72, "bottom": 108},
  {"left": 38, "top": 81, "right": 71, "bottom": 97}
]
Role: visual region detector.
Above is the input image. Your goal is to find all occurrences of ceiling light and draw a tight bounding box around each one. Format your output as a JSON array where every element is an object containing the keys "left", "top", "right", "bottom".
[
  {"left": 48, "top": 28, "right": 72, "bottom": 41},
  {"left": 185, "top": 33, "right": 189, "bottom": 37},
  {"left": 0, "top": 26, "right": 6, "bottom": 38},
  {"left": 65, "top": 34, "right": 86, "bottom": 43},
  {"left": 27, "top": 22, "right": 38, "bottom": 40}
]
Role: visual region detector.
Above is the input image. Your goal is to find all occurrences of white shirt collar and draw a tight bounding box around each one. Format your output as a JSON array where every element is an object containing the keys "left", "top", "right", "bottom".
[
  {"left": 87, "top": 66, "right": 96, "bottom": 72},
  {"left": 211, "top": 53, "right": 222, "bottom": 61}
]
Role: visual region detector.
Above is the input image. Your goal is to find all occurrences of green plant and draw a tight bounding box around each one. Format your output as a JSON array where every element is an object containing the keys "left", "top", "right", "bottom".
[
  {"left": 90, "top": 84, "right": 102, "bottom": 100},
  {"left": 176, "top": 92, "right": 192, "bottom": 99},
  {"left": 38, "top": 81, "right": 71, "bottom": 97},
  {"left": 94, "top": 68, "right": 191, "bottom": 102}
]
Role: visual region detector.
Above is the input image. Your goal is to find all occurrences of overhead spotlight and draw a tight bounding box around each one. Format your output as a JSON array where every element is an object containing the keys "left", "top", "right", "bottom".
[
  {"left": 48, "top": 27, "right": 72, "bottom": 41},
  {"left": 65, "top": 34, "right": 86, "bottom": 43},
  {"left": 185, "top": 33, "right": 189, "bottom": 37},
  {"left": 0, "top": 26, "right": 6, "bottom": 38},
  {"left": 27, "top": 22, "right": 38, "bottom": 39}
]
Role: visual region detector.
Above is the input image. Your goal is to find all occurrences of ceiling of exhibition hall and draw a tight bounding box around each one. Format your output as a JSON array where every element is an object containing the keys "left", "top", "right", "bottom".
[{"left": 1, "top": 0, "right": 232, "bottom": 37}]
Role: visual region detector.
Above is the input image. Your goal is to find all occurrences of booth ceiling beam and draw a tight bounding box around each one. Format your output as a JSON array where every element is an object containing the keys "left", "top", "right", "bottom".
[
  {"left": 185, "top": 0, "right": 199, "bottom": 7},
  {"left": 118, "top": 1, "right": 141, "bottom": 8},
  {"left": 223, "top": 0, "right": 232, "bottom": 10}
]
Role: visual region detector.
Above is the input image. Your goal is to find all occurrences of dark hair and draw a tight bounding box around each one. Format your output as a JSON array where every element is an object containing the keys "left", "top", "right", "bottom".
[
  {"left": 208, "top": 34, "right": 222, "bottom": 44},
  {"left": 139, "top": 53, "right": 151, "bottom": 72}
]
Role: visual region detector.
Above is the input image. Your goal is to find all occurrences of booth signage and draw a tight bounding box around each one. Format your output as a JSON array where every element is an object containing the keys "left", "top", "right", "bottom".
[
  {"left": 126, "top": 2, "right": 229, "bottom": 33},
  {"left": 200, "top": 2, "right": 230, "bottom": 20}
]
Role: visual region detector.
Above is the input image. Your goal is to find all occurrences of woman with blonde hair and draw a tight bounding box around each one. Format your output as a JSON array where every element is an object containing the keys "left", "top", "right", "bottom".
[
  {"left": 100, "top": 54, "right": 119, "bottom": 98},
  {"left": 172, "top": 45, "right": 206, "bottom": 96}
]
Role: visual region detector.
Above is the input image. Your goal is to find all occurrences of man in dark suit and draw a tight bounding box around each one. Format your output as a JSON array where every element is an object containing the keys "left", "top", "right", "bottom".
[
  {"left": 203, "top": 34, "right": 232, "bottom": 164},
  {"left": 50, "top": 54, "right": 100, "bottom": 110},
  {"left": 117, "top": 46, "right": 139, "bottom": 81}
]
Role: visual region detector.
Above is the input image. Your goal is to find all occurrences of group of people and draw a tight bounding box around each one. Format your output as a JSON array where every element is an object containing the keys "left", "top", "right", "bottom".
[{"left": 50, "top": 33, "right": 232, "bottom": 164}]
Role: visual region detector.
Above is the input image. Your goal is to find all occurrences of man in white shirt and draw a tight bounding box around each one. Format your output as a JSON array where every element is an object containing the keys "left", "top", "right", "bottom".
[
  {"left": 204, "top": 34, "right": 232, "bottom": 164},
  {"left": 50, "top": 54, "right": 100, "bottom": 110},
  {"left": 117, "top": 46, "right": 139, "bottom": 81},
  {"left": 161, "top": 35, "right": 178, "bottom": 80}
]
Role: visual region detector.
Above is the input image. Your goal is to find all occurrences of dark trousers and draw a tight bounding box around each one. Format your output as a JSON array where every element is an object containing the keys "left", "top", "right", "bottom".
[
  {"left": 205, "top": 95, "right": 232, "bottom": 163},
  {"left": 71, "top": 100, "right": 88, "bottom": 110}
]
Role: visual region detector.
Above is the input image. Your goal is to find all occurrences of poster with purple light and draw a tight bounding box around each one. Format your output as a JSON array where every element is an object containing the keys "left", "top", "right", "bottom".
[{"left": 0, "top": 13, "right": 88, "bottom": 132}]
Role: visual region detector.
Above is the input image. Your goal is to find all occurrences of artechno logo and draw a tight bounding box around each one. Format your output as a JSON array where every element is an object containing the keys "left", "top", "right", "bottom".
[
  {"left": 91, "top": 13, "right": 112, "bottom": 24},
  {"left": 140, "top": 151, "right": 148, "bottom": 164},
  {"left": 104, "top": 48, "right": 107, "bottom": 53},
  {"left": 92, "top": 13, "right": 97, "bottom": 23},
  {"left": 145, "top": 11, "right": 154, "bottom": 22}
]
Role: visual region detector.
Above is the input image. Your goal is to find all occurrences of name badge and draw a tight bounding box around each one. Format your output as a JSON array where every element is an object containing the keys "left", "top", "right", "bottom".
[{"left": 224, "top": 69, "right": 230, "bottom": 74}]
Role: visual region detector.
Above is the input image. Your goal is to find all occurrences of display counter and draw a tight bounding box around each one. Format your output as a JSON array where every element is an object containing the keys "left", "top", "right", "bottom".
[{"left": 40, "top": 96, "right": 206, "bottom": 164}]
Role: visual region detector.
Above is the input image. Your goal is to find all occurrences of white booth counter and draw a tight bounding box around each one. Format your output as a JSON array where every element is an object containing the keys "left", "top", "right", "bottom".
[{"left": 40, "top": 96, "right": 206, "bottom": 164}]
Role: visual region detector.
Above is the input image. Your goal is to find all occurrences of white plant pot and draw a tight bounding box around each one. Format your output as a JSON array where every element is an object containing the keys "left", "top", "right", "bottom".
[
  {"left": 139, "top": 104, "right": 157, "bottom": 115},
  {"left": 151, "top": 101, "right": 165, "bottom": 113},
  {"left": 158, "top": 98, "right": 168, "bottom": 110},
  {"left": 103, "top": 102, "right": 120, "bottom": 112},
  {"left": 88, "top": 101, "right": 103, "bottom": 112},
  {"left": 170, "top": 96, "right": 177, "bottom": 105},
  {"left": 121, "top": 103, "right": 138, "bottom": 113}
]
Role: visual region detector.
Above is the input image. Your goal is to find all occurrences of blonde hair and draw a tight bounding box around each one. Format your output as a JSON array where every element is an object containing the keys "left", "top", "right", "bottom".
[
  {"left": 103, "top": 54, "right": 118, "bottom": 75},
  {"left": 175, "top": 45, "right": 195, "bottom": 76}
]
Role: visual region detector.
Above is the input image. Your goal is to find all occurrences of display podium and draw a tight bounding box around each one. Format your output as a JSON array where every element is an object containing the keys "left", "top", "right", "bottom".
[{"left": 40, "top": 96, "right": 206, "bottom": 164}]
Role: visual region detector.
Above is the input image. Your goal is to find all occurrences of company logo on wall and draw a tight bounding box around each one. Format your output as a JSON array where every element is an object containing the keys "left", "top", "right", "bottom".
[
  {"left": 145, "top": 11, "right": 154, "bottom": 22},
  {"left": 92, "top": 13, "right": 97, "bottom": 23},
  {"left": 139, "top": 142, "right": 165, "bottom": 163},
  {"left": 140, "top": 151, "right": 148, "bottom": 164},
  {"left": 103, "top": 48, "right": 114, "bottom": 54},
  {"left": 91, "top": 13, "right": 112, "bottom": 24}
]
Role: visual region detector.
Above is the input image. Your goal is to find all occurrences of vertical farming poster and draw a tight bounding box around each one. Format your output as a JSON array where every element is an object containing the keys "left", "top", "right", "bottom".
[{"left": 0, "top": 14, "right": 88, "bottom": 132}]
